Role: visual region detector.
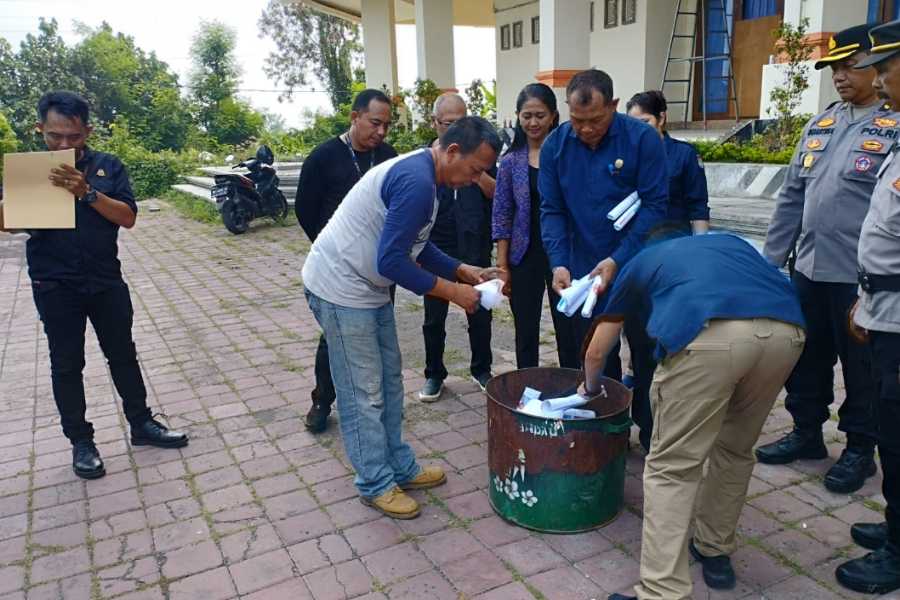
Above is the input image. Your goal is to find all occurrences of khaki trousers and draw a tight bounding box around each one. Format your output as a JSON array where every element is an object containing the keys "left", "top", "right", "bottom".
[{"left": 635, "top": 319, "right": 805, "bottom": 600}]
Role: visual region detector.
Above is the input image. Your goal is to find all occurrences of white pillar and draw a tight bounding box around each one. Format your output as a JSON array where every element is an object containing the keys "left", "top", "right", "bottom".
[
  {"left": 415, "top": 0, "right": 456, "bottom": 89},
  {"left": 536, "top": 0, "right": 591, "bottom": 119},
  {"left": 361, "top": 0, "right": 399, "bottom": 93}
]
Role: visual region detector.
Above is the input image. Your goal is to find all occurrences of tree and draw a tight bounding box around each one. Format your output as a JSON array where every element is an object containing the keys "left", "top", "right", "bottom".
[
  {"left": 189, "top": 21, "right": 241, "bottom": 130},
  {"left": 764, "top": 18, "right": 813, "bottom": 152},
  {"left": 71, "top": 23, "right": 193, "bottom": 151},
  {"left": 0, "top": 112, "right": 18, "bottom": 177},
  {"left": 258, "top": 1, "right": 362, "bottom": 109},
  {"left": 0, "top": 19, "right": 85, "bottom": 150}
]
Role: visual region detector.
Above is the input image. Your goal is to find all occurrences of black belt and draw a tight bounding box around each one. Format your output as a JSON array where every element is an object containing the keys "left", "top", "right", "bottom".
[{"left": 858, "top": 269, "right": 900, "bottom": 293}]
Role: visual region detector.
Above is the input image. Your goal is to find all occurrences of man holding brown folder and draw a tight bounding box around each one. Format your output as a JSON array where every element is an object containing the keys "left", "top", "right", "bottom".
[{"left": 0, "top": 91, "right": 187, "bottom": 480}]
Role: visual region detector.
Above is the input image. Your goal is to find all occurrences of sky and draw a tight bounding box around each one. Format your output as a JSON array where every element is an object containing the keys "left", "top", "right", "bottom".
[{"left": 0, "top": 0, "right": 497, "bottom": 128}]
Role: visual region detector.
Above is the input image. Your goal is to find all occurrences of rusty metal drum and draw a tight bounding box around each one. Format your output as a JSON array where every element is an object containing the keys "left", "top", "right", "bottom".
[{"left": 485, "top": 367, "right": 632, "bottom": 533}]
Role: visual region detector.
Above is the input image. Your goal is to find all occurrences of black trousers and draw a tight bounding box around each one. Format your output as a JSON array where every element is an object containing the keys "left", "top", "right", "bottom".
[
  {"left": 423, "top": 296, "right": 492, "bottom": 380},
  {"left": 871, "top": 331, "right": 900, "bottom": 546},
  {"left": 31, "top": 280, "right": 151, "bottom": 443},
  {"left": 312, "top": 286, "right": 395, "bottom": 411},
  {"left": 785, "top": 273, "right": 877, "bottom": 443},
  {"left": 508, "top": 249, "right": 578, "bottom": 370}
]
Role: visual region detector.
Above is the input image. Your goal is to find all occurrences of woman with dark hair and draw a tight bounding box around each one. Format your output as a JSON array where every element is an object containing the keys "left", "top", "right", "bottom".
[
  {"left": 626, "top": 90, "right": 710, "bottom": 234},
  {"left": 493, "top": 83, "right": 578, "bottom": 369}
]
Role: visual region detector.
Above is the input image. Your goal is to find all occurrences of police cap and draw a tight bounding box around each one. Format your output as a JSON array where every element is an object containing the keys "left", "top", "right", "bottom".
[
  {"left": 856, "top": 19, "right": 900, "bottom": 69},
  {"left": 815, "top": 24, "right": 874, "bottom": 70}
]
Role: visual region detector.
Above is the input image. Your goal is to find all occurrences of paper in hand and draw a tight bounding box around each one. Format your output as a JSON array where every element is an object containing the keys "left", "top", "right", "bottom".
[
  {"left": 2, "top": 149, "right": 76, "bottom": 229},
  {"left": 474, "top": 278, "right": 505, "bottom": 310}
]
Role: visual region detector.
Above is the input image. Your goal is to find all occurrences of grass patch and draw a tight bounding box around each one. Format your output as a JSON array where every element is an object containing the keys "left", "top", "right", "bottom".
[{"left": 158, "top": 189, "right": 220, "bottom": 224}]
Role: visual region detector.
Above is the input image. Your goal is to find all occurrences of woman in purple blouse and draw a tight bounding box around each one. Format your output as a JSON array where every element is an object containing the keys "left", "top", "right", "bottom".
[{"left": 493, "top": 83, "right": 578, "bottom": 369}]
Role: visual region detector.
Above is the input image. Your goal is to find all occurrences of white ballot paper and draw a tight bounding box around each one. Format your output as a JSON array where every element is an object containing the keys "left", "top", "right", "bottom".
[
  {"left": 2, "top": 149, "right": 76, "bottom": 229},
  {"left": 474, "top": 278, "right": 505, "bottom": 310},
  {"left": 607, "top": 191, "right": 640, "bottom": 221}
]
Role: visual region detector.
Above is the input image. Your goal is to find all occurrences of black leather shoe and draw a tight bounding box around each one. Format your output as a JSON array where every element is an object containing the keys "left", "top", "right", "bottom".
[
  {"left": 852, "top": 522, "right": 889, "bottom": 550},
  {"left": 607, "top": 594, "right": 637, "bottom": 600},
  {"left": 755, "top": 429, "right": 828, "bottom": 465},
  {"left": 689, "top": 539, "right": 736, "bottom": 590},
  {"left": 304, "top": 403, "right": 330, "bottom": 433},
  {"left": 72, "top": 441, "right": 105, "bottom": 479},
  {"left": 836, "top": 545, "right": 900, "bottom": 594},
  {"left": 131, "top": 418, "right": 188, "bottom": 448},
  {"left": 824, "top": 447, "right": 877, "bottom": 494}
]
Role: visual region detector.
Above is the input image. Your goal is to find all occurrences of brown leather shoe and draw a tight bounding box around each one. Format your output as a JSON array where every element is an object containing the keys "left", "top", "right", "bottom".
[
  {"left": 361, "top": 486, "right": 420, "bottom": 519},
  {"left": 399, "top": 465, "right": 447, "bottom": 490}
]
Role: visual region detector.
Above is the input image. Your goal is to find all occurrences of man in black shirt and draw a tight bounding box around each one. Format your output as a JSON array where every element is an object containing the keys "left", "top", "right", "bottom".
[
  {"left": 295, "top": 89, "right": 397, "bottom": 432},
  {"left": 0, "top": 91, "right": 187, "bottom": 480},
  {"left": 419, "top": 94, "right": 496, "bottom": 401}
]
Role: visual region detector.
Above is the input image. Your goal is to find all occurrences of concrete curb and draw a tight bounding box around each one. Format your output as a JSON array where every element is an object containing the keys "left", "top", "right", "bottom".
[{"left": 705, "top": 162, "right": 787, "bottom": 200}]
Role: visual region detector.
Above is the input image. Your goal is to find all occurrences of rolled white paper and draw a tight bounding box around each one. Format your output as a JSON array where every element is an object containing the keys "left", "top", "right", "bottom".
[
  {"left": 542, "top": 393, "right": 589, "bottom": 412},
  {"left": 580, "top": 275, "right": 603, "bottom": 318},
  {"left": 613, "top": 199, "right": 642, "bottom": 231},
  {"left": 607, "top": 191, "right": 640, "bottom": 221},
  {"left": 556, "top": 274, "right": 594, "bottom": 317},
  {"left": 563, "top": 408, "right": 596, "bottom": 419}
]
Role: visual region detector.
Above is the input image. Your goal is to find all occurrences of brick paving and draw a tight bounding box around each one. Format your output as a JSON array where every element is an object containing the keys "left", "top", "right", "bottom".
[{"left": 0, "top": 202, "right": 894, "bottom": 599}]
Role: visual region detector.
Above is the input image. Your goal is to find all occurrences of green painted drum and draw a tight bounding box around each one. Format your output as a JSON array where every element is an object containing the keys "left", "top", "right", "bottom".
[{"left": 485, "top": 367, "right": 633, "bottom": 534}]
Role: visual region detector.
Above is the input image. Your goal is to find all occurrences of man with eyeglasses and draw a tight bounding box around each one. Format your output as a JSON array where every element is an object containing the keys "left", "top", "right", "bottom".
[
  {"left": 295, "top": 89, "right": 398, "bottom": 432},
  {"left": 539, "top": 69, "right": 668, "bottom": 374},
  {"left": 418, "top": 93, "right": 497, "bottom": 401}
]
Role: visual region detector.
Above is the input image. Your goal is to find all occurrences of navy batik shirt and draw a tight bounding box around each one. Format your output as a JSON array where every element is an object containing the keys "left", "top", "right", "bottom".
[
  {"left": 663, "top": 132, "right": 710, "bottom": 225},
  {"left": 538, "top": 114, "right": 669, "bottom": 281},
  {"left": 602, "top": 234, "right": 806, "bottom": 361},
  {"left": 25, "top": 147, "right": 137, "bottom": 294}
]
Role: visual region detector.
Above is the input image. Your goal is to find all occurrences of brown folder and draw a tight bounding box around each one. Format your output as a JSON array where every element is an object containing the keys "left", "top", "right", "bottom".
[{"left": 2, "top": 149, "right": 76, "bottom": 229}]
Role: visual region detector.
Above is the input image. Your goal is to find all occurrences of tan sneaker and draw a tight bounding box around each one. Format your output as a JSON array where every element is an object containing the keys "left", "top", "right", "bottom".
[
  {"left": 399, "top": 465, "right": 447, "bottom": 490},
  {"left": 361, "top": 486, "right": 420, "bottom": 519}
]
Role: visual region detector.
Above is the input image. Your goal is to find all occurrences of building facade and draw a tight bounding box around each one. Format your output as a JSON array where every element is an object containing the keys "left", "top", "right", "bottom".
[{"left": 301, "top": 0, "right": 894, "bottom": 126}]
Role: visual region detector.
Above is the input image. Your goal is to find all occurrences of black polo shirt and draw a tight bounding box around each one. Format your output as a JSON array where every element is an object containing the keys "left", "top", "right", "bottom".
[
  {"left": 294, "top": 136, "right": 397, "bottom": 242},
  {"left": 26, "top": 147, "right": 137, "bottom": 294}
]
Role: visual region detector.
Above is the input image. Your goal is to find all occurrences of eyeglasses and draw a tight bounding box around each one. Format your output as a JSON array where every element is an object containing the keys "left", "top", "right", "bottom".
[{"left": 433, "top": 118, "right": 461, "bottom": 128}]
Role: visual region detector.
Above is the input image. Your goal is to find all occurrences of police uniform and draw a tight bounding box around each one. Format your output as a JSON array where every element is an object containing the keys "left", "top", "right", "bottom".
[
  {"left": 834, "top": 20, "right": 900, "bottom": 596},
  {"left": 758, "top": 25, "right": 895, "bottom": 492}
]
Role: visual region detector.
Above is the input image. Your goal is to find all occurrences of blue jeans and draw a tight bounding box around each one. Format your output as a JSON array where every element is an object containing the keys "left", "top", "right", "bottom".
[{"left": 305, "top": 291, "right": 420, "bottom": 498}]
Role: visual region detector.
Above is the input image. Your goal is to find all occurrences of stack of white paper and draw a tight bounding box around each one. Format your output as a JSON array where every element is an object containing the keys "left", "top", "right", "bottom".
[
  {"left": 516, "top": 388, "right": 594, "bottom": 420},
  {"left": 557, "top": 275, "right": 603, "bottom": 318}
]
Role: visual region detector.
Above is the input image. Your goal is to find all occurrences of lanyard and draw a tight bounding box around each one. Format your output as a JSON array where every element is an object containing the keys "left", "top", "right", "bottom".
[{"left": 342, "top": 132, "right": 374, "bottom": 178}]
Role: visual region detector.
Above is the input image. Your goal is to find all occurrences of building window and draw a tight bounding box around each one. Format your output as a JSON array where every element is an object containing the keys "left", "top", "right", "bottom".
[
  {"left": 531, "top": 16, "right": 540, "bottom": 44},
  {"left": 500, "top": 24, "right": 510, "bottom": 50},
  {"left": 590, "top": 2, "right": 595, "bottom": 32},
  {"left": 513, "top": 20, "right": 523, "bottom": 47},
  {"left": 622, "top": 0, "right": 636, "bottom": 24},
  {"left": 605, "top": 0, "right": 618, "bottom": 28}
]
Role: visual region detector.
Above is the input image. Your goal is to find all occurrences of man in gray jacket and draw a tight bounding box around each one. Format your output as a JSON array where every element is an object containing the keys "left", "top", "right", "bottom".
[{"left": 757, "top": 24, "right": 899, "bottom": 494}]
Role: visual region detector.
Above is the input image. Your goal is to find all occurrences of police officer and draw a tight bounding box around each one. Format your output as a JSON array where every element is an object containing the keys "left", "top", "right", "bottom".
[
  {"left": 757, "top": 25, "right": 896, "bottom": 494},
  {"left": 419, "top": 93, "right": 495, "bottom": 401},
  {"left": 540, "top": 69, "right": 668, "bottom": 376},
  {"left": 0, "top": 91, "right": 187, "bottom": 480},
  {"left": 834, "top": 21, "right": 900, "bottom": 595}
]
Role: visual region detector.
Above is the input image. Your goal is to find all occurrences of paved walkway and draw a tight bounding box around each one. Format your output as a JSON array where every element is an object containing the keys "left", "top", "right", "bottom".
[{"left": 0, "top": 203, "right": 893, "bottom": 600}]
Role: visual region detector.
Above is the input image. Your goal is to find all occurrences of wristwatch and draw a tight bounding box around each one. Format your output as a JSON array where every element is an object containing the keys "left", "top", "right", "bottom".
[{"left": 80, "top": 187, "right": 98, "bottom": 204}]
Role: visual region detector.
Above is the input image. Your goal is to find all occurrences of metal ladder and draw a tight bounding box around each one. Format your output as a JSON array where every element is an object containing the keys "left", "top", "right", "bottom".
[{"left": 660, "top": 0, "right": 740, "bottom": 128}]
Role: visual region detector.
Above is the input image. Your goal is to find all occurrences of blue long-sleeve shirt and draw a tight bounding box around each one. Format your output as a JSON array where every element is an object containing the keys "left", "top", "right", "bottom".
[
  {"left": 377, "top": 150, "right": 459, "bottom": 293},
  {"left": 538, "top": 115, "right": 668, "bottom": 279},
  {"left": 603, "top": 233, "right": 806, "bottom": 360},
  {"left": 663, "top": 133, "right": 710, "bottom": 224}
]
